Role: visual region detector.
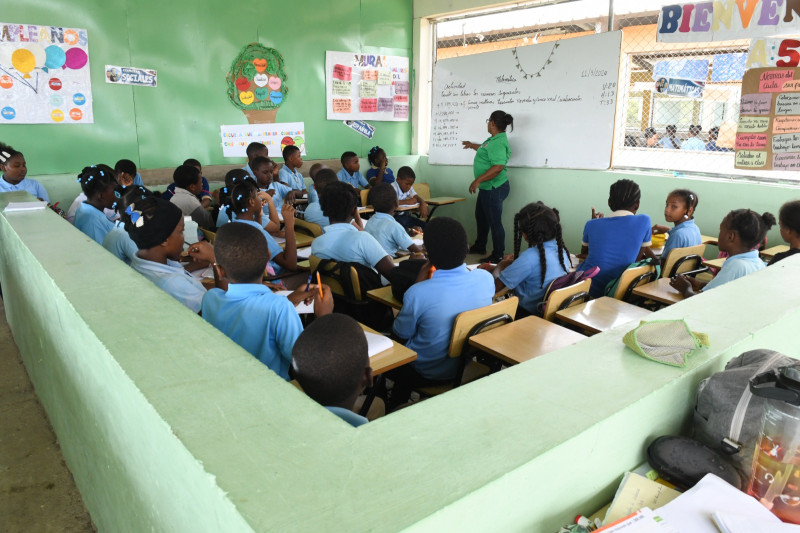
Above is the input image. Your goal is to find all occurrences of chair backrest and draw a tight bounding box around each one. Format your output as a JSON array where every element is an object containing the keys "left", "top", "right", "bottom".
[
  {"left": 541, "top": 279, "right": 591, "bottom": 322},
  {"left": 662, "top": 244, "right": 706, "bottom": 278},
  {"left": 612, "top": 264, "right": 657, "bottom": 300},
  {"left": 200, "top": 228, "right": 216, "bottom": 244},
  {"left": 309, "top": 255, "right": 362, "bottom": 301},
  {"left": 360, "top": 189, "right": 370, "bottom": 207},
  {"left": 415, "top": 182, "right": 431, "bottom": 201},
  {"left": 448, "top": 297, "right": 519, "bottom": 358},
  {"left": 295, "top": 217, "right": 322, "bottom": 237}
]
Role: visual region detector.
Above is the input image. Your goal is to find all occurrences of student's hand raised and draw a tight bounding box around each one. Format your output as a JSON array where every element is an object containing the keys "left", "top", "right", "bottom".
[
  {"left": 187, "top": 241, "right": 215, "bottom": 263},
  {"left": 281, "top": 203, "right": 296, "bottom": 229},
  {"left": 591, "top": 207, "right": 604, "bottom": 219}
]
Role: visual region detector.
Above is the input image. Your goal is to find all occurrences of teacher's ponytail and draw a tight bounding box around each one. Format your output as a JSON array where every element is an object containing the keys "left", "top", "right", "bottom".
[{"left": 490, "top": 110, "right": 514, "bottom": 132}]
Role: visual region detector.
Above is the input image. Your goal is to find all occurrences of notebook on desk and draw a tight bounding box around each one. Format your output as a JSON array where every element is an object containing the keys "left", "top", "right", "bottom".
[{"left": 364, "top": 331, "right": 393, "bottom": 357}]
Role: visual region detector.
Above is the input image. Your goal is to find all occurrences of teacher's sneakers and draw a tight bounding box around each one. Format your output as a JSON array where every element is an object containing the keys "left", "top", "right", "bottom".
[{"left": 468, "top": 244, "right": 486, "bottom": 255}]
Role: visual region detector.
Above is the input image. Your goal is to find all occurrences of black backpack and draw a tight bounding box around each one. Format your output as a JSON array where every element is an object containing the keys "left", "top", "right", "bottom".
[{"left": 313, "top": 259, "right": 383, "bottom": 300}]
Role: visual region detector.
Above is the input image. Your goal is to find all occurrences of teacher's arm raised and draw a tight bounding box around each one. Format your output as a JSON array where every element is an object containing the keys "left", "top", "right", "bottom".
[{"left": 469, "top": 165, "right": 504, "bottom": 194}]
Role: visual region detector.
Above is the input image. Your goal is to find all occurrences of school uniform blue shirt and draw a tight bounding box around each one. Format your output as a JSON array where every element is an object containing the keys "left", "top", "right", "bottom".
[
  {"left": 337, "top": 168, "right": 369, "bottom": 188},
  {"left": 364, "top": 212, "right": 414, "bottom": 255},
  {"left": 279, "top": 166, "right": 305, "bottom": 191},
  {"left": 0, "top": 175, "right": 49, "bottom": 202},
  {"left": 661, "top": 219, "right": 702, "bottom": 259},
  {"left": 130, "top": 254, "right": 206, "bottom": 313},
  {"left": 393, "top": 265, "right": 494, "bottom": 380},
  {"left": 102, "top": 223, "right": 138, "bottom": 264},
  {"left": 325, "top": 406, "right": 368, "bottom": 427},
  {"left": 201, "top": 284, "right": 302, "bottom": 380},
  {"left": 366, "top": 167, "right": 395, "bottom": 184},
  {"left": 311, "top": 223, "right": 388, "bottom": 270},
  {"left": 308, "top": 184, "right": 319, "bottom": 204},
  {"left": 578, "top": 211, "right": 652, "bottom": 297},
  {"left": 499, "top": 240, "right": 571, "bottom": 314},
  {"left": 74, "top": 202, "right": 115, "bottom": 244},
  {"left": 133, "top": 173, "right": 144, "bottom": 187},
  {"left": 233, "top": 219, "right": 285, "bottom": 274},
  {"left": 242, "top": 164, "right": 255, "bottom": 180},
  {"left": 302, "top": 201, "right": 329, "bottom": 227},
  {"left": 268, "top": 181, "right": 292, "bottom": 205},
  {"left": 391, "top": 181, "right": 417, "bottom": 201},
  {"left": 704, "top": 250, "right": 764, "bottom": 291},
  {"left": 658, "top": 137, "right": 681, "bottom": 149},
  {"left": 681, "top": 137, "right": 706, "bottom": 151}
]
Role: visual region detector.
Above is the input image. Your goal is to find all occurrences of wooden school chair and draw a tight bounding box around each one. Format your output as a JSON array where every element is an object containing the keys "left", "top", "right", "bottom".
[
  {"left": 295, "top": 217, "right": 322, "bottom": 238},
  {"left": 611, "top": 264, "right": 658, "bottom": 303},
  {"left": 414, "top": 182, "right": 431, "bottom": 202},
  {"left": 200, "top": 228, "right": 216, "bottom": 244},
  {"left": 360, "top": 189, "right": 370, "bottom": 207},
  {"left": 540, "top": 279, "right": 592, "bottom": 323},
  {"left": 310, "top": 255, "right": 363, "bottom": 302},
  {"left": 661, "top": 244, "right": 707, "bottom": 278},
  {"left": 415, "top": 296, "right": 519, "bottom": 398}
]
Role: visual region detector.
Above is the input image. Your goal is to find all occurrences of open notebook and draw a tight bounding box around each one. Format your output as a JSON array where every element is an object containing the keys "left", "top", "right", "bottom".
[
  {"left": 276, "top": 290, "right": 314, "bottom": 314},
  {"left": 364, "top": 331, "right": 393, "bottom": 357}
]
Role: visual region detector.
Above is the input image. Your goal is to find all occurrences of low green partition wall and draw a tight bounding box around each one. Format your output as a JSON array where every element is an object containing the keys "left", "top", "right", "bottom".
[{"left": 1, "top": 190, "right": 799, "bottom": 532}]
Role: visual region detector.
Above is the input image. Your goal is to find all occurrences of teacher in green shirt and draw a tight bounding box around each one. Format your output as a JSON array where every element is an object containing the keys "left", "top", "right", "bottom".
[{"left": 462, "top": 110, "right": 513, "bottom": 263}]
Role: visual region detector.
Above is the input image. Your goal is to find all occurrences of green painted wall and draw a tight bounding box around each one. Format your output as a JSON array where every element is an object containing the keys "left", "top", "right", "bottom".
[{"left": 0, "top": 0, "right": 412, "bottom": 175}]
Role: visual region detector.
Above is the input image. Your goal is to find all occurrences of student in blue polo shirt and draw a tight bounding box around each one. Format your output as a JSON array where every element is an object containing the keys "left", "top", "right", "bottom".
[
  {"left": 387, "top": 217, "right": 494, "bottom": 410},
  {"left": 279, "top": 145, "right": 308, "bottom": 199},
  {"left": 337, "top": 151, "right": 369, "bottom": 190},
  {"left": 577, "top": 179, "right": 653, "bottom": 297},
  {"left": 652, "top": 189, "right": 702, "bottom": 261},
  {"left": 292, "top": 313, "right": 373, "bottom": 427},
  {"left": 671, "top": 209, "right": 775, "bottom": 296},
  {"left": 365, "top": 183, "right": 424, "bottom": 256},
  {"left": 242, "top": 142, "right": 269, "bottom": 180},
  {"left": 486, "top": 202, "right": 571, "bottom": 316},
  {"left": 103, "top": 185, "right": 152, "bottom": 264},
  {"left": 0, "top": 143, "right": 49, "bottom": 202},
  {"left": 310, "top": 181, "right": 395, "bottom": 279},
  {"left": 202, "top": 223, "right": 332, "bottom": 379},
  {"left": 303, "top": 169, "right": 338, "bottom": 228},
  {"left": 74, "top": 165, "right": 118, "bottom": 244}
]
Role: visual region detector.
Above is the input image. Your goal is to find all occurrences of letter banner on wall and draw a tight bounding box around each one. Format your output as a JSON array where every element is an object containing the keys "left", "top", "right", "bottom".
[
  {"left": 220, "top": 122, "right": 305, "bottom": 158},
  {"left": 657, "top": 1, "right": 800, "bottom": 43},
  {"left": 0, "top": 22, "right": 93, "bottom": 124}
]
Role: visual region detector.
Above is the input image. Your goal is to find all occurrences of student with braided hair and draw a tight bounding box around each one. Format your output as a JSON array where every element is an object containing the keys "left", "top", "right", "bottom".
[
  {"left": 671, "top": 209, "right": 775, "bottom": 297},
  {"left": 73, "top": 165, "right": 119, "bottom": 244},
  {"left": 577, "top": 179, "right": 653, "bottom": 297},
  {"left": 0, "top": 142, "right": 49, "bottom": 202},
  {"left": 484, "top": 202, "right": 570, "bottom": 315}
]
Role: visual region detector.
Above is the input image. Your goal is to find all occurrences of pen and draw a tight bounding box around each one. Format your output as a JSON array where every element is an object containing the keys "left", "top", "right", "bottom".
[
  {"left": 305, "top": 273, "right": 313, "bottom": 292},
  {"left": 316, "top": 271, "right": 323, "bottom": 300}
]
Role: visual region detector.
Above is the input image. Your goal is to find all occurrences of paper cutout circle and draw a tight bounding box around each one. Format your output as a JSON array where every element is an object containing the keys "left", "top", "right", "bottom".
[
  {"left": 239, "top": 91, "right": 255, "bottom": 105},
  {"left": 253, "top": 74, "right": 268, "bottom": 87},
  {"left": 268, "top": 76, "right": 281, "bottom": 91},
  {"left": 254, "top": 87, "right": 269, "bottom": 101},
  {"left": 0, "top": 75, "right": 12, "bottom": 89},
  {"left": 64, "top": 48, "right": 88, "bottom": 70},
  {"left": 269, "top": 91, "right": 283, "bottom": 104},
  {"left": 45, "top": 45, "right": 67, "bottom": 70},
  {"left": 73, "top": 93, "right": 86, "bottom": 106},
  {"left": 235, "top": 77, "right": 249, "bottom": 91},
  {"left": 50, "top": 94, "right": 63, "bottom": 106},
  {"left": 69, "top": 108, "right": 83, "bottom": 121},
  {"left": 51, "top": 109, "right": 64, "bottom": 122},
  {"left": 11, "top": 49, "right": 35, "bottom": 78},
  {"left": 253, "top": 58, "right": 267, "bottom": 73},
  {"left": 1, "top": 107, "right": 15, "bottom": 120},
  {"left": 49, "top": 78, "right": 63, "bottom": 91}
]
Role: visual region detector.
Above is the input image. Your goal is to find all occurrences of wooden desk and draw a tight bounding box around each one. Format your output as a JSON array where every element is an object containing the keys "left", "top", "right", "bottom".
[
  {"left": 704, "top": 257, "right": 726, "bottom": 269},
  {"left": 394, "top": 204, "right": 420, "bottom": 213},
  {"left": 761, "top": 245, "right": 789, "bottom": 261},
  {"left": 358, "top": 206, "right": 374, "bottom": 215},
  {"left": 359, "top": 323, "right": 416, "bottom": 375},
  {"left": 555, "top": 297, "right": 652, "bottom": 335},
  {"left": 426, "top": 196, "right": 466, "bottom": 220},
  {"left": 701, "top": 235, "right": 718, "bottom": 246},
  {"left": 278, "top": 232, "right": 314, "bottom": 249},
  {"left": 367, "top": 286, "right": 402, "bottom": 310},
  {"left": 468, "top": 316, "right": 585, "bottom": 365},
  {"left": 632, "top": 278, "right": 685, "bottom": 306}
]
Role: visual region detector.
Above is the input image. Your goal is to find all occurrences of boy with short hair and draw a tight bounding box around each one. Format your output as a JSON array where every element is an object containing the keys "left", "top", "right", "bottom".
[
  {"left": 202, "top": 223, "right": 333, "bottom": 380},
  {"left": 163, "top": 158, "right": 212, "bottom": 207},
  {"left": 243, "top": 142, "right": 269, "bottom": 180},
  {"left": 279, "top": 145, "right": 308, "bottom": 198},
  {"left": 292, "top": 313, "right": 373, "bottom": 427},
  {"left": 337, "top": 151, "right": 369, "bottom": 189},
  {"left": 388, "top": 217, "right": 494, "bottom": 408},
  {"left": 303, "top": 168, "right": 338, "bottom": 228},
  {"left": 392, "top": 166, "right": 428, "bottom": 230},
  {"left": 169, "top": 164, "right": 215, "bottom": 229},
  {"left": 114, "top": 158, "right": 144, "bottom": 187},
  {"left": 365, "top": 183, "right": 424, "bottom": 256}
]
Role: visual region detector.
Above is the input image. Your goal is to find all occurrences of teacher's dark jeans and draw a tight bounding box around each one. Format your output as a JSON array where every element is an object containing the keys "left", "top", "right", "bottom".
[{"left": 474, "top": 180, "right": 510, "bottom": 258}]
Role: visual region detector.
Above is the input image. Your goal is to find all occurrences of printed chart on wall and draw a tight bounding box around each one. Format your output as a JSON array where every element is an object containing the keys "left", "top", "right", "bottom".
[
  {"left": 0, "top": 22, "right": 92, "bottom": 124},
  {"left": 325, "top": 51, "right": 409, "bottom": 121},
  {"left": 429, "top": 31, "right": 621, "bottom": 169},
  {"left": 735, "top": 67, "right": 800, "bottom": 171},
  {"left": 220, "top": 123, "right": 305, "bottom": 158}
]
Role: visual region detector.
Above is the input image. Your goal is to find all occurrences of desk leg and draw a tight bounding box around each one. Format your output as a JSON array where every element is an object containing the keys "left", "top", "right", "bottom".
[
  {"left": 425, "top": 205, "right": 439, "bottom": 222},
  {"left": 358, "top": 374, "right": 384, "bottom": 416}
]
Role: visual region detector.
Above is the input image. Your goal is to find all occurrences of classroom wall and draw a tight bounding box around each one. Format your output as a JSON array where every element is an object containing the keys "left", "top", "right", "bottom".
[{"left": 0, "top": 0, "right": 412, "bottom": 175}]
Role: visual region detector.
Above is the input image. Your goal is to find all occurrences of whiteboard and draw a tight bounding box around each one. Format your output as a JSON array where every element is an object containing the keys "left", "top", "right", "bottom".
[{"left": 429, "top": 31, "right": 622, "bottom": 170}]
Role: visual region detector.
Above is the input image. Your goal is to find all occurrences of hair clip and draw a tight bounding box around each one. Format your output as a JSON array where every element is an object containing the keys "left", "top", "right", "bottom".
[
  {"left": 222, "top": 186, "right": 228, "bottom": 194},
  {"left": 688, "top": 194, "right": 694, "bottom": 201},
  {"left": 90, "top": 165, "right": 96, "bottom": 168},
  {"left": 76, "top": 177, "right": 81, "bottom": 182},
  {"left": 0, "top": 151, "right": 9, "bottom": 163},
  {"left": 100, "top": 170, "right": 104, "bottom": 177},
  {"left": 114, "top": 190, "right": 121, "bottom": 198},
  {"left": 111, "top": 201, "right": 118, "bottom": 210},
  {"left": 236, "top": 194, "right": 243, "bottom": 201},
  {"left": 126, "top": 204, "right": 144, "bottom": 227}
]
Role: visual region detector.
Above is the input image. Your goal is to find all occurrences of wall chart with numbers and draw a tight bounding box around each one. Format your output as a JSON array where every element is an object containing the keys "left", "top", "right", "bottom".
[
  {"left": 429, "top": 31, "right": 622, "bottom": 170},
  {"left": 0, "top": 22, "right": 93, "bottom": 124},
  {"left": 325, "top": 50, "right": 409, "bottom": 122}
]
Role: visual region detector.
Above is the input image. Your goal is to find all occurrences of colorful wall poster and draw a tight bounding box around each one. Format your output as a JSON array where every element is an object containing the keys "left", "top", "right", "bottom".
[
  {"left": 325, "top": 51, "right": 409, "bottom": 122},
  {"left": 105, "top": 65, "right": 157, "bottom": 87},
  {"left": 225, "top": 43, "right": 288, "bottom": 124},
  {"left": 0, "top": 22, "right": 92, "bottom": 124},
  {"left": 735, "top": 67, "right": 800, "bottom": 170},
  {"left": 220, "top": 122, "right": 305, "bottom": 158},
  {"left": 657, "top": 1, "right": 800, "bottom": 43},
  {"left": 655, "top": 76, "right": 705, "bottom": 98}
]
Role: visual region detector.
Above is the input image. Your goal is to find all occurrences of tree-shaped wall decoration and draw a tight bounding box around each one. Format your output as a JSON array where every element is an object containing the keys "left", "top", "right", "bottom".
[{"left": 226, "top": 43, "right": 289, "bottom": 124}]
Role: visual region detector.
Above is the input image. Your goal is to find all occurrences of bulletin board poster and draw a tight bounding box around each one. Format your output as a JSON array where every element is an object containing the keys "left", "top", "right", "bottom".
[
  {"left": 220, "top": 122, "right": 305, "bottom": 158},
  {"left": 735, "top": 67, "right": 800, "bottom": 171},
  {"left": 0, "top": 23, "right": 93, "bottom": 124},
  {"left": 325, "top": 51, "right": 409, "bottom": 122}
]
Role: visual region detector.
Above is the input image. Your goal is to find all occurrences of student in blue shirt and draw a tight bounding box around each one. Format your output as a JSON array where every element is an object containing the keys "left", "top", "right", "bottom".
[
  {"left": 387, "top": 217, "right": 494, "bottom": 410},
  {"left": 577, "top": 179, "right": 653, "bottom": 297},
  {"left": 681, "top": 124, "right": 706, "bottom": 151},
  {"left": 303, "top": 169, "right": 338, "bottom": 228},
  {"left": 103, "top": 185, "right": 152, "bottom": 264},
  {"left": 0, "top": 143, "right": 49, "bottom": 202},
  {"left": 672, "top": 209, "right": 775, "bottom": 296},
  {"left": 658, "top": 125, "right": 681, "bottom": 149},
  {"left": 486, "top": 202, "right": 571, "bottom": 316},
  {"left": 292, "top": 313, "right": 373, "bottom": 427},
  {"left": 161, "top": 158, "right": 212, "bottom": 207},
  {"left": 279, "top": 145, "right": 308, "bottom": 199},
  {"left": 126, "top": 198, "right": 210, "bottom": 313},
  {"left": 202, "top": 223, "right": 332, "bottom": 380},
  {"left": 74, "top": 165, "right": 118, "bottom": 244},
  {"left": 311, "top": 181, "right": 395, "bottom": 279},
  {"left": 366, "top": 146, "right": 395, "bottom": 185},
  {"left": 706, "top": 127, "right": 732, "bottom": 152},
  {"left": 242, "top": 142, "right": 269, "bottom": 180},
  {"left": 337, "top": 151, "right": 369, "bottom": 190},
  {"left": 365, "top": 184, "right": 424, "bottom": 256},
  {"left": 652, "top": 189, "right": 702, "bottom": 262},
  {"left": 217, "top": 167, "right": 280, "bottom": 232}
]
